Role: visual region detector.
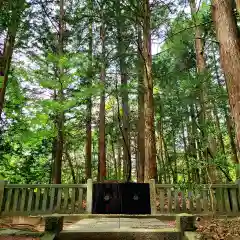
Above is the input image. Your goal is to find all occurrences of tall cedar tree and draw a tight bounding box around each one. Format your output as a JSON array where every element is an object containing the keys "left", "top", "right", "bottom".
[
  {"left": 212, "top": 0, "right": 240, "bottom": 177},
  {"left": 142, "top": 0, "right": 157, "bottom": 181}
]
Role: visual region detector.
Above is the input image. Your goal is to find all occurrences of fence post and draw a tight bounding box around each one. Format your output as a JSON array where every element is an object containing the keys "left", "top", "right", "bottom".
[
  {"left": 236, "top": 179, "right": 240, "bottom": 208},
  {"left": 236, "top": 164, "right": 240, "bottom": 180},
  {"left": 149, "top": 179, "right": 157, "bottom": 215},
  {"left": 0, "top": 180, "right": 6, "bottom": 213},
  {"left": 86, "top": 179, "right": 93, "bottom": 214}
]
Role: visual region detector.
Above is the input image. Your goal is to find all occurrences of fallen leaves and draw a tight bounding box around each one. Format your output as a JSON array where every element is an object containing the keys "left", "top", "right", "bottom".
[{"left": 196, "top": 217, "right": 240, "bottom": 240}]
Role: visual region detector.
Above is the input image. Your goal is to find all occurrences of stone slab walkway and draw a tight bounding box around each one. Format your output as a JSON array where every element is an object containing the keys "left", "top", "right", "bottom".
[{"left": 63, "top": 218, "right": 173, "bottom": 232}]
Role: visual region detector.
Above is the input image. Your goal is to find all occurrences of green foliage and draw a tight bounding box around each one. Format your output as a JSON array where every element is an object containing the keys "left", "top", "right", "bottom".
[{"left": 0, "top": 0, "right": 236, "bottom": 185}]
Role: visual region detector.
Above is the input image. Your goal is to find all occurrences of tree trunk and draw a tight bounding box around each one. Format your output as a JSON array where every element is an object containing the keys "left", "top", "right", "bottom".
[
  {"left": 236, "top": 0, "right": 240, "bottom": 12},
  {"left": 110, "top": 135, "right": 118, "bottom": 179},
  {"left": 65, "top": 151, "right": 77, "bottom": 184},
  {"left": 117, "top": 142, "right": 122, "bottom": 180},
  {"left": 212, "top": 42, "right": 239, "bottom": 165},
  {"left": 53, "top": 0, "right": 65, "bottom": 184},
  {"left": 190, "top": 0, "right": 219, "bottom": 183},
  {"left": 189, "top": 104, "right": 198, "bottom": 182},
  {"left": 116, "top": 1, "right": 131, "bottom": 182},
  {"left": 98, "top": 13, "right": 106, "bottom": 182},
  {"left": 137, "top": 23, "right": 145, "bottom": 183},
  {"left": 189, "top": 0, "right": 207, "bottom": 128},
  {"left": 225, "top": 110, "right": 239, "bottom": 164},
  {"left": 182, "top": 121, "right": 191, "bottom": 183},
  {"left": 172, "top": 129, "right": 178, "bottom": 183},
  {"left": 85, "top": 0, "right": 93, "bottom": 180},
  {"left": 214, "top": 105, "right": 226, "bottom": 156},
  {"left": 0, "top": 1, "right": 25, "bottom": 117},
  {"left": 142, "top": 0, "right": 157, "bottom": 182},
  {"left": 157, "top": 120, "right": 167, "bottom": 183},
  {"left": 212, "top": 0, "right": 240, "bottom": 177}
]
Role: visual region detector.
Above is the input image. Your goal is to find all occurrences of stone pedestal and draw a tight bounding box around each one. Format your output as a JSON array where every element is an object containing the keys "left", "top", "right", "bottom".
[
  {"left": 176, "top": 213, "right": 196, "bottom": 235},
  {"left": 45, "top": 216, "right": 64, "bottom": 235}
]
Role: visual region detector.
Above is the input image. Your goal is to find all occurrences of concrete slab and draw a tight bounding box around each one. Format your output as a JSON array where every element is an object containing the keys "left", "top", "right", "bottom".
[
  {"left": 61, "top": 218, "right": 180, "bottom": 240},
  {"left": 64, "top": 217, "right": 171, "bottom": 232}
]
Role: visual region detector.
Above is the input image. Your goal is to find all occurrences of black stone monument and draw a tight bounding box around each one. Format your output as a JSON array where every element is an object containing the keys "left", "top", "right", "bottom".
[{"left": 92, "top": 182, "right": 151, "bottom": 214}]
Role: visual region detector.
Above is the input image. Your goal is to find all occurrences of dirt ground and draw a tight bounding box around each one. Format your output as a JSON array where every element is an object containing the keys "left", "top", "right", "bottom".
[{"left": 196, "top": 217, "right": 240, "bottom": 240}]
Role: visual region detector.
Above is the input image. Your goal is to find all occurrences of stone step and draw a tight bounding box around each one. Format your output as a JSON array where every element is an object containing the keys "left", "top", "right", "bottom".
[{"left": 58, "top": 229, "right": 182, "bottom": 240}]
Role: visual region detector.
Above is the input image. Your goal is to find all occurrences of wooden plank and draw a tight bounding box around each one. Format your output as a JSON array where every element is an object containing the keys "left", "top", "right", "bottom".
[
  {"left": 27, "top": 189, "right": 34, "bottom": 212},
  {"left": 172, "top": 190, "right": 176, "bottom": 212},
  {"left": 0, "top": 181, "right": 6, "bottom": 211},
  {"left": 70, "top": 188, "right": 76, "bottom": 213},
  {"left": 42, "top": 188, "right": 48, "bottom": 212},
  {"left": 159, "top": 189, "right": 165, "bottom": 213},
  {"left": 86, "top": 179, "right": 93, "bottom": 214},
  {"left": 20, "top": 189, "right": 26, "bottom": 212},
  {"left": 181, "top": 191, "right": 186, "bottom": 212},
  {"left": 149, "top": 179, "right": 157, "bottom": 214},
  {"left": 223, "top": 188, "right": 231, "bottom": 213},
  {"left": 203, "top": 189, "right": 208, "bottom": 212},
  {"left": 55, "top": 188, "right": 62, "bottom": 212},
  {"left": 12, "top": 189, "right": 19, "bottom": 212},
  {"left": 78, "top": 188, "right": 83, "bottom": 213},
  {"left": 237, "top": 180, "right": 240, "bottom": 209},
  {"left": 167, "top": 188, "right": 172, "bottom": 213},
  {"left": 63, "top": 188, "right": 69, "bottom": 212},
  {"left": 175, "top": 191, "right": 180, "bottom": 213},
  {"left": 49, "top": 188, "right": 55, "bottom": 212},
  {"left": 5, "top": 189, "right": 13, "bottom": 212},
  {"left": 216, "top": 187, "right": 224, "bottom": 213},
  {"left": 35, "top": 188, "right": 41, "bottom": 212},
  {"left": 196, "top": 191, "right": 201, "bottom": 213},
  {"left": 230, "top": 188, "right": 239, "bottom": 212},
  {"left": 211, "top": 189, "right": 217, "bottom": 212},
  {"left": 188, "top": 191, "right": 193, "bottom": 212}
]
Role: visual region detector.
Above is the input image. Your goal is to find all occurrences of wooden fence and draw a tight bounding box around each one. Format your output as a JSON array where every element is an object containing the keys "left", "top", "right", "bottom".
[
  {"left": 0, "top": 179, "right": 239, "bottom": 216},
  {"left": 154, "top": 183, "right": 240, "bottom": 215},
  {"left": 0, "top": 183, "right": 88, "bottom": 216}
]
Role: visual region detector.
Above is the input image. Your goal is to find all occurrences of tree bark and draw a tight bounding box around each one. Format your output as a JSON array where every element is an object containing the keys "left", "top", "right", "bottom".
[
  {"left": 53, "top": 0, "right": 65, "bottom": 184},
  {"left": 189, "top": 0, "right": 207, "bottom": 126},
  {"left": 116, "top": 0, "right": 131, "bottom": 182},
  {"left": 98, "top": 12, "right": 106, "bottom": 182},
  {"left": 182, "top": 121, "right": 191, "bottom": 183},
  {"left": 142, "top": 0, "right": 157, "bottom": 182},
  {"left": 110, "top": 135, "right": 118, "bottom": 179},
  {"left": 0, "top": 0, "right": 25, "bottom": 117},
  {"left": 190, "top": 0, "right": 219, "bottom": 183},
  {"left": 137, "top": 23, "right": 145, "bottom": 183},
  {"left": 212, "top": 0, "right": 240, "bottom": 177},
  {"left": 85, "top": 0, "right": 93, "bottom": 181},
  {"left": 212, "top": 42, "right": 239, "bottom": 165},
  {"left": 65, "top": 151, "right": 77, "bottom": 184},
  {"left": 172, "top": 128, "right": 178, "bottom": 183},
  {"left": 236, "top": 0, "right": 240, "bottom": 12},
  {"left": 117, "top": 142, "right": 122, "bottom": 180}
]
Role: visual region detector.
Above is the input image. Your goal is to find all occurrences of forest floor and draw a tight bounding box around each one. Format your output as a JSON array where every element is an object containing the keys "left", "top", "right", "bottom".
[{"left": 196, "top": 217, "right": 240, "bottom": 239}]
